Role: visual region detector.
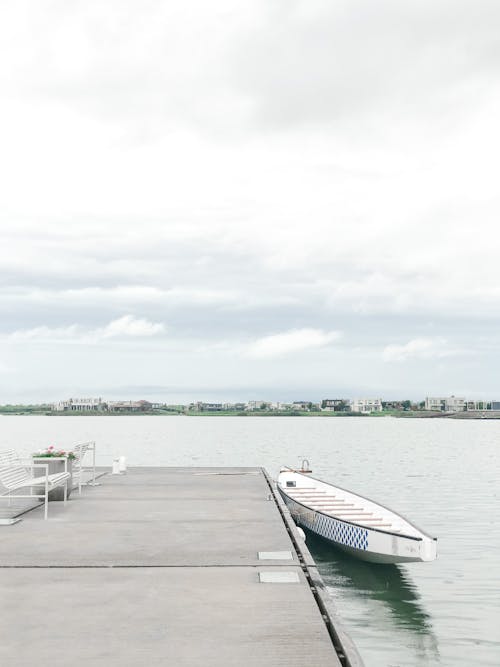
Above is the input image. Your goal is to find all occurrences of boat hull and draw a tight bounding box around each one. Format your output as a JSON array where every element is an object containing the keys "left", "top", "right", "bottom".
[{"left": 278, "top": 487, "right": 437, "bottom": 564}]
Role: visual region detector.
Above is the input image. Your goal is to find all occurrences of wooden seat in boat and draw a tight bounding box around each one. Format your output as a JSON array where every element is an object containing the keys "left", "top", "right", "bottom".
[{"left": 287, "top": 487, "right": 396, "bottom": 530}]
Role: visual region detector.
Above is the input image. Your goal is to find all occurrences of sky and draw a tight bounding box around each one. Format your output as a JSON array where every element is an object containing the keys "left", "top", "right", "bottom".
[{"left": 1, "top": 0, "right": 500, "bottom": 403}]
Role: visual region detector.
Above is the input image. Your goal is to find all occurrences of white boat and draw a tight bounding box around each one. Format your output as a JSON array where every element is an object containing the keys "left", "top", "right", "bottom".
[{"left": 277, "top": 464, "right": 437, "bottom": 564}]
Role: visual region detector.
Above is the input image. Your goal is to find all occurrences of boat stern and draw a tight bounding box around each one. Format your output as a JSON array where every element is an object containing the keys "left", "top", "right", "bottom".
[{"left": 420, "top": 536, "right": 438, "bottom": 562}]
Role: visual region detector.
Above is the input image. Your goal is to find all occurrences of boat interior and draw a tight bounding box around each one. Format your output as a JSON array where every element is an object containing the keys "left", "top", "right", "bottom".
[{"left": 278, "top": 469, "right": 424, "bottom": 538}]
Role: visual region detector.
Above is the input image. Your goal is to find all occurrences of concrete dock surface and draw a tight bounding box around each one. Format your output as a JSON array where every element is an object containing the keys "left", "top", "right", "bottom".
[{"left": 0, "top": 467, "right": 361, "bottom": 666}]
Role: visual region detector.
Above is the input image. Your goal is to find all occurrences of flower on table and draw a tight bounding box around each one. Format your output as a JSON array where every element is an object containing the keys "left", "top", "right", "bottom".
[{"left": 33, "top": 446, "right": 76, "bottom": 460}]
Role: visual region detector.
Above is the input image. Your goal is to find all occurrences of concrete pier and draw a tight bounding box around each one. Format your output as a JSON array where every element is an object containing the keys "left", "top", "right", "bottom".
[{"left": 0, "top": 467, "right": 362, "bottom": 666}]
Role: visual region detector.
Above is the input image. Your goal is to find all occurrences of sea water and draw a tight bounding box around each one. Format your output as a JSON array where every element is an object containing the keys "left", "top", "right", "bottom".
[{"left": 2, "top": 415, "right": 499, "bottom": 666}]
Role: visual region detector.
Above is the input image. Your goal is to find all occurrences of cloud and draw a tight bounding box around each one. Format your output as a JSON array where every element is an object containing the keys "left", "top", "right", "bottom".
[
  {"left": 1, "top": 2, "right": 500, "bottom": 400},
  {"left": 247, "top": 328, "right": 341, "bottom": 359},
  {"left": 4, "top": 316, "right": 165, "bottom": 344},
  {"left": 99, "top": 315, "right": 165, "bottom": 338},
  {"left": 5, "top": 325, "right": 81, "bottom": 342},
  {"left": 382, "top": 337, "right": 464, "bottom": 362},
  {"left": 229, "top": 0, "right": 500, "bottom": 132}
]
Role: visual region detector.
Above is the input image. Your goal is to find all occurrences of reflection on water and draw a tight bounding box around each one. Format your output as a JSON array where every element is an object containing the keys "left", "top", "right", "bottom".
[
  {"left": 308, "top": 531, "right": 431, "bottom": 631},
  {"left": 305, "top": 531, "right": 440, "bottom": 664}
]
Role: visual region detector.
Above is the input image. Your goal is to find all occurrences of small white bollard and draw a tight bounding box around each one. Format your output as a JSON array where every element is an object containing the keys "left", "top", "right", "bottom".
[
  {"left": 112, "top": 459, "right": 121, "bottom": 475},
  {"left": 118, "top": 456, "right": 127, "bottom": 473}
]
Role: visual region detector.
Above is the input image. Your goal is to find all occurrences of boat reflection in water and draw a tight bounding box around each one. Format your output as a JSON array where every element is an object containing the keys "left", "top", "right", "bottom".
[{"left": 305, "top": 531, "right": 440, "bottom": 662}]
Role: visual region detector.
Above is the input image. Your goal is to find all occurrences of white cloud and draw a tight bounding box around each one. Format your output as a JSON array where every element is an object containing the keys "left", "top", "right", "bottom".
[
  {"left": 99, "top": 315, "right": 165, "bottom": 338},
  {"left": 382, "top": 337, "right": 464, "bottom": 363},
  {"left": 247, "top": 328, "right": 341, "bottom": 359},
  {"left": 6, "top": 325, "right": 81, "bottom": 342},
  {"left": 4, "top": 316, "right": 165, "bottom": 344}
]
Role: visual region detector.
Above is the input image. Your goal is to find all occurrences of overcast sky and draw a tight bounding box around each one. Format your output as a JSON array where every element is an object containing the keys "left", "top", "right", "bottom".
[{"left": 1, "top": 1, "right": 500, "bottom": 403}]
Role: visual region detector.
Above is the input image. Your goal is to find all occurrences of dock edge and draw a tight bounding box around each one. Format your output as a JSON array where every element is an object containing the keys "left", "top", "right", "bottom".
[{"left": 262, "top": 468, "right": 365, "bottom": 667}]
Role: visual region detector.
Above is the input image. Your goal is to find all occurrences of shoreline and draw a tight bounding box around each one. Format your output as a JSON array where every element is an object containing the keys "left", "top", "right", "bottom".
[{"left": 2, "top": 410, "right": 500, "bottom": 419}]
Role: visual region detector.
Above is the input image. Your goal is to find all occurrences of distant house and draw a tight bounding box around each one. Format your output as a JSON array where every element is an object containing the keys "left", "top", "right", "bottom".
[
  {"left": 445, "top": 396, "right": 465, "bottom": 412},
  {"left": 321, "top": 399, "right": 350, "bottom": 412},
  {"left": 246, "top": 401, "right": 270, "bottom": 411},
  {"left": 424, "top": 396, "right": 465, "bottom": 412},
  {"left": 53, "top": 398, "right": 105, "bottom": 412},
  {"left": 465, "top": 400, "right": 490, "bottom": 411},
  {"left": 107, "top": 400, "right": 152, "bottom": 412},
  {"left": 191, "top": 402, "right": 223, "bottom": 412},
  {"left": 382, "top": 400, "right": 414, "bottom": 411},
  {"left": 424, "top": 397, "right": 446, "bottom": 411},
  {"left": 350, "top": 398, "right": 383, "bottom": 414},
  {"left": 383, "top": 401, "right": 403, "bottom": 410},
  {"left": 221, "top": 403, "right": 248, "bottom": 411},
  {"left": 292, "top": 401, "right": 313, "bottom": 411}
]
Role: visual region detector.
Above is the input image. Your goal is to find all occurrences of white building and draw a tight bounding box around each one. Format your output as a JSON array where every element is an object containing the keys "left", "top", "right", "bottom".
[
  {"left": 424, "top": 397, "right": 446, "bottom": 411},
  {"left": 246, "top": 401, "right": 270, "bottom": 410},
  {"left": 350, "top": 398, "right": 383, "bottom": 413},
  {"left": 446, "top": 396, "right": 466, "bottom": 412},
  {"left": 276, "top": 402, "right": 292, "bottom": 410},
  {"left": 53, "top": 397, "right": 104, "bottom": 412},
  {"left": 424, "top": 396, "right": 465, "bottom": 412},
  {"left": 466, "top": 400, "right": 494, "bottom": 411}
]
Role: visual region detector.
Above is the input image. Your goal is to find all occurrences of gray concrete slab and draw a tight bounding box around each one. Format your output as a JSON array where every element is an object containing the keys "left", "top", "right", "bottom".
[
  {"left": 0, "top": 567, "right": 339, "bottom": 667},
  {"left": 0, "top": 467, "right": 343, "bottom": 666},
  {"left": 0, "top": 468, "right": 296, "bottom": 566}
]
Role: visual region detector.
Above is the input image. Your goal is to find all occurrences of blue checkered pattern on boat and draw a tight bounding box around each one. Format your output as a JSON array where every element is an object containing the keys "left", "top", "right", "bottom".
[
  {"left": 284, "top": 496, "right": 369, "bottom": 551},
  {"left": 314, "top": 513, "right": 369, "bottom": 550}
]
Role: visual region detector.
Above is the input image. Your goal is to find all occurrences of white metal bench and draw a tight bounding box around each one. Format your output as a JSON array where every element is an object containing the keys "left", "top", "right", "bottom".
[
  {"left": 0, "top": 450, "right": 70, "bottom": 520},
  {"left": 72, "top": 441, "right": 98, "bottom": 493}
]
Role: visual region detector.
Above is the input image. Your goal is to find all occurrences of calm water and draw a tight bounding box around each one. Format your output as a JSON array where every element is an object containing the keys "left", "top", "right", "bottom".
[{"left": 2, "top": 415, "right": 499, "bottom": 666}]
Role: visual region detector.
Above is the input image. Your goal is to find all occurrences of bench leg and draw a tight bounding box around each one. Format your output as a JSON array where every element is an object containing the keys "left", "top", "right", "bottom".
[
  {"left": 64, "top": 480, "right": 67, "bottom": 505},
  {"left": 44, "top": 480, "right": 48, "bottom": 520}
]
